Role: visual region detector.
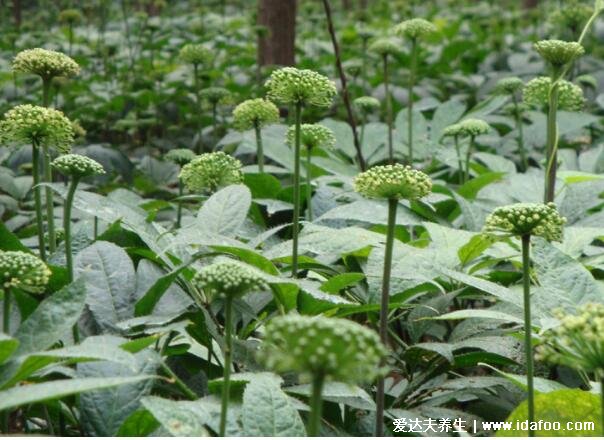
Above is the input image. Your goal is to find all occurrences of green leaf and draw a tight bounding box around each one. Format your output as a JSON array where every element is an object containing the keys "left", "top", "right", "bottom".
[
  {"left": 198, "top": 184, "right": 251, "bottom": 237},
  {"left": 435, "top": 309, "right": 523, "bottom": 324},
  {"left": 286, "top": 381, "right": 375, "bottom": 411},
  {"left": 14, "top": 279, "right": 86, "bottom": 356},
  {"left": 438, "top": 268, "right": 521, "bottom": 307},
  {"left": 141, "top": 396, "right": 211, "bottom": 436},
  {"left": 457, "top": 235, "right": 495, "bottom": 266},
  {"left": 0, "top": 221, "right": 29, "bottom": 252},
  {"left": 75, "top": 241, "right": 136, "bottom": 332},
  {"left": 116, "top": 408, "right": 160, "bottom": 437},
  {"left": 0, "top": 334, "right": 18, "bottom": 364},
  {"left": 317, "top": 199, "right": 421, "bottom": 226},
  {"left": 0, "top": 376, "right": 156, "bottom": 411},
  {"left": 320, "top": 272, "right": 365, "bottom": 293},
  {"left": 242, "top": 378, "right": 306, "bottom": 437},
  {"left": 134, "top": 261, "right": 191, "bottom": 317}
]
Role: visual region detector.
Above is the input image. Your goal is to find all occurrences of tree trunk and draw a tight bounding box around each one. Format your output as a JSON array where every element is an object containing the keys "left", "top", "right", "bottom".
[
  {"left": 257, "top": 0, "right": 297, "bottom": 67},
  {"left": 523, "top": 0, "right": 538, "bottom": 8}
]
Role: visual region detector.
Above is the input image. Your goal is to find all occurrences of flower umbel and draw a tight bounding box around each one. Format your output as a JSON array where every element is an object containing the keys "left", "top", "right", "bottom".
[
  {"left": 192, "top": 259, "right": 269, "bottom": 298},
  {"left": 286, "top": 124, "right": 335, "bottom": 150},
  {"left": 483, "top": 202, "right": 566, "bottom": 241},
  {"left": 0, "top": 251, "right": 50, "bottom": 294},
  {"left": 0, "top": 104, "right": 74, "bottom": 152},
  {"left": 165, "top": 148, "right": 196, "bottom": 166},
  {"left": 179, "top": 151, "right": 243, "bottom": 193},
  {"left": 368, "top": 37, "right": 401, "bottom": 57},
  {"left": 13, "top": 48, "right": 80, "bottom": 80},
  {"left": 493, "top": 77, "right": 524, "bottom": 95},
  {"left": 393, "top": 18, "right": 437, "bottom": 40},
  {"left": 265, "top": 67, "right": 337, "bottom": 108},
  {"left": 52, "top": 154, "right": 105, "bottom": 178},
  {"left": 534, "top": 40, "right": 584, "bottom": 67},
  {"left": 259, "top": 314, "right": 387, "bottom": 383},
  {"left": 199, "top": 87, "right": 231, "bottom": 105},
  {"left": 232, "top": 99, "right": 279, "bottom": 131},
  {"left": 178, "top": 43, "right": 211, "bottom": 66},
  {"left": 354, "top": 96, "right": 381, "bottom": 113},
  {"left": 354, "top": 164, "right": 432, "bottom": 200},
  {"left": 523, "top": 77, "right": 584, "bottom": 111}
]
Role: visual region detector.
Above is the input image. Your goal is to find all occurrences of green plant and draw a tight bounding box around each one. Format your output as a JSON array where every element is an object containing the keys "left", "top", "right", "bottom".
[
  {"left": 483, "top": 202, "right": 566, "bottom": 436},
  {"left": 393, "top": 18, "right": 437, "bottom": 164},
  {"left": 232, "top": 98, "right": 280, "bottom": 173},
  {"left": 354, "top": 164, "right": 432, "bottom": 436},
  {"left": 179, "top": 151, "right": 243, "bottom": 194},
  {"left": 285, "top": 123, "right": 335, "bottom": 221},
  {"left": 165, "top": 148, "right": 196, "bottom": 228},
  {"left": 58, "top": 9, "right": 83, "bottom": 55},
  {"left": 192, "top": 260, "right": 269, "bottom": 436},
  {"left": 265, "top": 67, "right": 336, "bottom": 277},
  {"left": 260, "top": 314, "right": 386, "bottom": 436},
  {"left": 199, "top": 87, "right": 231, "bottom": 147},
  {"left": 493, "top": 76, "right": 527, "bottom": 170},
  {"left": 353, "top": 96, "right": 380, "bottom": 148},
  {"left": 443, "top": 118, "right": 490, "bottom": 183},
  {"left": 0, "top": 105, "right": 74, "bottom": 261}
]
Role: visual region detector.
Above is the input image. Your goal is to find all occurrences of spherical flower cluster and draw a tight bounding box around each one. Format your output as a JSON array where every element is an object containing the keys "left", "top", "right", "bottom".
[
  {"left": 443, "top": 118, "right": 490, "bottom": 138},
  {"left": 354, "top": 164, "right": 432, "bottom": 200},
  {"left": 523, "top": 77, "right": 584, "bottom": 111},
  {"left": 493, "top": 77, "right": 524, "bottom": 95},
  {"left": 549, "top": 2, "right": 594, "bottom": 32},
  {"left": 13, "top": 48, "right": 80, "bottom": 80},
  {"left": 71, "top": 120, "right": 86, "bottom": 140},
  {"left": 178, "top": 43, "right": 211, "bottom": 66},
  {"left": 165, "top": 148, "right": 196, "bottom": 166},
  {"left": 265, "top": 67, "right": 337, "bottom": 108},
  {"left": 199, "top": 87, "right": 230, "bottom": 105},
  {"left": 534, "top": 40, "right": 584, "bottom": 67},
  {"left": 0, "top": 104, "right": 74, "bottom": 152},
  {"left": 286, "top": 124, "right": 335, "bottom": 150},
  {"left": 179, "top": 151, "right": 243, "bottom": 193},
  {"left": 393, "top": 18, "right": 437, "bottom": 40},
  {"left": 52, "top": 154, "right": 105, "bottom": 178},
  {"left": 0, "top": 251, "right": 51, "bottom": 294},
  {"left": 259, "top": 314, "right": 387, "bottom": 383},
  {"left": 368, "top": 37, "right": 401, "bottom": 57},
  {"left": 232, "top": 99, "right": 280, "bottom": 131},
  {"left": 537, "top": 303, "right": 604, "bottom": 376},
  {"left": 59, "top": 8, "right": 83, "bottom": 24},
  {"left": 483, "top": 202, "right": 566, "bottom": 241},
  {"left": 192, "top": 260, "right": 269, "bottom": 298},
  {"left": 354, "top": 96, "right": 381, "bottom": 113}
]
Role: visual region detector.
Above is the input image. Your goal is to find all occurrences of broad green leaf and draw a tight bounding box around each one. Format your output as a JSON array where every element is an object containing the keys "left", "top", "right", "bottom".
[
  {"left": 75, "top": 241, "right": 136, "bottom": 332},
  {"left": 431, "top": 99, "right": 466, "bottom": 142},
  {"left": 435, "top": 309, "right": 523, "bottom": 324},
  {"left": 320, "top": 272, "right": 365, "bottom": 293},
  {"left": 116, "top": 408, "right": 159, "bottom": 437},
  {"left": 197, "top": 184, "right": 252, "bottom": 237},
  {"left": 242, "top": 378, "right": 306, "bottom": 437},
  {"left": 134, "top": 260, "right": 192, "bottom": 317},
  {"left": 141, "top": 396, "right": 211, "bottom": 437},
  {"left": 317, "top": 199, "right": 421, "bottom": 226},
  {"left": 479, "top": 363, "right": 567, "bottom": 393},
  {"left": 438, "top": 268, "right": 522, "bottom": 307},
  {"left": 0, "top": 334, "right": 18, "bottom": 364},
  {"left": 558, "top": 170, "right": 604, "bottom": 184},
  {"left": 0, "top": 375, "right": 156, "bottom": 411},
  {"left": 0, "top": 221, "right": 29, "bottom": 252},
  {"left": 458, "top": 234, "right": 495, "bottom": 266},
  {"left": 286, "top": 381, "right": 375, "bottom": 411}
]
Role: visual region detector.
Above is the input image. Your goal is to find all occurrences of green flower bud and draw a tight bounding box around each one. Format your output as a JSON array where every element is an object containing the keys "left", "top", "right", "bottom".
[
  {"left": 393, "top": 18, "right": 437, "bottom": 40},
  {"left": 232, "top": 98, "right": 279, "bottom": 131},
  {"left": 199, "top": 87, "right": 231, "bottom": 105},
  {"left": 354, "top": 164, "right": 432, "bottom": 200},
  {"left": 536, "top": 303, "right": 604, "bottom": 376},
  {"left": 58, "top": 8, "right": 83, "bottom": 25},
  {"left": 443, "top": 123, "right": 462, "bottom": 138},
  {"left": 265, "top": 67, "right": 337, "bottom": 108},
  {"left": 368, "top": 37, "right": 401, "bottom": 57},
  {"left": 456, "top": 118, "right": 491, "bottom": 137},
  {"left": 0, "top": 251, "right": 51, "bottom": 294},
  {"left": 52, "top": 154, "right": 105, "bottom": 178},
  {"left": 354, "top": 96, "right": 381, "bottom": 113},
  {"left": 534, "top": 40, "right": 584, "bottom": 67},
  {"left": 178, "top": 43, "right": 211, "bottom": 66},
  {"left": 259, "top": 314, "right": 387, "bottom": 383},
  {"left": 13, "top": 48, "right": 80, "bottom": 80},
  {"left": 0, "top": 104, "right": 74, "bottom": 152},
  {"left": 179, "top": 151, "right": 243, "bottom": 194},
  {"left": 165, "top": 148, "right": 196, "bottom": 166},
  {"left": 343, "top": 59, "right": 363, "bottom": 77},
  {"left": 523, "top": 77, "right": 584, "bottom": 111},
  {"left": 493, "top": 77, "right": 524, "bottom": 95},
  {"left": 192, "top": 259, "right": 269, "bottom": 298},
  {"left": 285, "top": 124, "right": 335, "bottom": 150},
  {"left": 483, "top": 202, "right": 566, "bottom": 241}
]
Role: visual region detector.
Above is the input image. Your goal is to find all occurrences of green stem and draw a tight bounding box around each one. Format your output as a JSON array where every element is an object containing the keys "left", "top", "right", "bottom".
[
  {"left": 64, "top": 178, "right": 80, "bottom": 343},
  {"left": 306, "top": 147, "right": 313, "bottom": 222},
  {"left": 407, "top": 39, "right": 417, "bottom": 165},
  {"left": 513, "top": 95, "right": 527, "bottom": 171},
  {"left": 176, "top": 178, "right": 183, "bottom": 228},
  {"left": 212, "top": 103, "right": 218, "bottom": 149},
  {"left": 544, "top": 82, "right": 559, "bottom": 203},
  {"left": 384, "top": 55, "right": 393, "bottom": 164},
  {"left": 307, "top": 374, "right": 325, "bottom": 436},
  {"left": 194, "top": 63, "right": 202, "bottom": 154},
  {"left": 291, "top": 102, "right": 302, "bottom": 278},
  {"left": 375, "top": 197, "right": 397, "bottom": 437},
  {"left": 464, "top": 135, "right": 475, "bottom": 184},
  {"left": 68, "top": 24, "right": 73, "bottom": 56},
  {"left": 3, "top": 290, "right": 10, "bottom": 334},
  {"left": 219, "top": 296, "right": 233, "bottom": 437},
  {"left": 160, "top": 362, "right": 198, "bottom": 400},
  {"left": 360, "top": 115, "right": 366, "bottom": 148},
  {"left": 454, "top": 135, "right": 463, "bottom": 185},
  {"left": 93, "top": 216, "right": 98, "bottom": 239},
  {"left": 521, "top": 234, "right": 535, "bottom": 437},
  {"left": 42, "top": 146, "right": 56, "bottom": 254},
  {"left": 42, "top": 78, "right": 51, "bottom": 107},
  {"left": 600, "top": 375, "right": 604, "bottom": 435},
  {"left": 254, "top": 122, "right": 264, "bottom": 173},
  {"left": 32, "top": 143, "right": 46, "bottom": 261}
]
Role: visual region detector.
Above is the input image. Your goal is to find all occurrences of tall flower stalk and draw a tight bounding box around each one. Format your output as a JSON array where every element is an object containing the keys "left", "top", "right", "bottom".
[
  {"left": 493, "top": 77, "right": 527, "bottom": 170},
  {"left": 232, "top": 98, "right": 280, "bottom": 173},
  {"left": 200, "top": 87, "right": 231, "bottom": 148},
  {"left": 286, "top": 124, "right": 335, "bottom": 221},
  {"left": 484, "top": 202, "right": 566, "bottom": 437},
  {"left": 165, "top": 149, "right": 196, "bottom": 228},
  {"left": 443, "top": 119, "right": 490, "bottom": 184},
  {"left": 192, "top": 260, "right": 269, "bottom": 437},
  {"left": 354, "top": 164, "right": 432, "bottom": 436},
  {"left": 265, "top": 67, "right": 337, "bottom": 277},
  {"left": 354, "top": 96, "right": 380, "bottom": 149},
  {"left": 394, "top": 18, "right": 437, "bottom": 164},
  {"left": 260, "top": 315, "right": 386, "bottom": 436}
]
